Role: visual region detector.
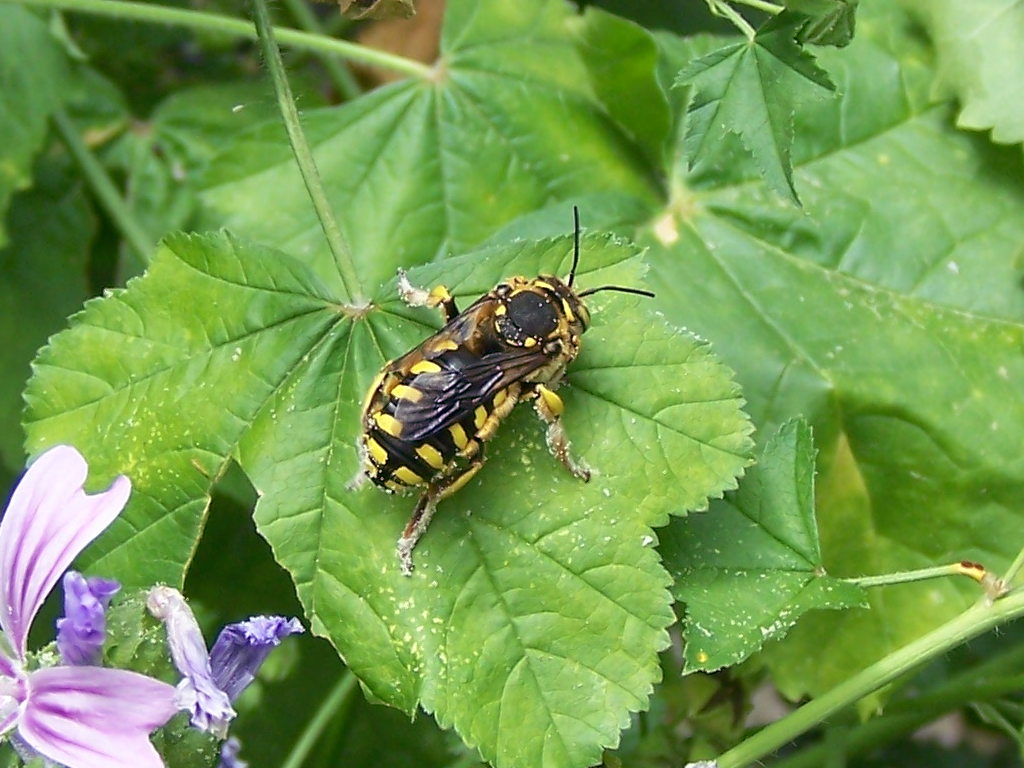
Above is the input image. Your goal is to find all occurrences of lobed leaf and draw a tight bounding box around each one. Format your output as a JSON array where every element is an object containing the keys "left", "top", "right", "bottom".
[
  {"left": 674, "top": 15, "right": 835, "bottom": 203},
  {"left": 662, "top": 419, "right": 864, "bottom": 672},
  {"left": 26, "top": 0, "right": 1024, "bottom": 750},
  {"left": 25, "top": 229, "right": 751, "bottom": 768}
]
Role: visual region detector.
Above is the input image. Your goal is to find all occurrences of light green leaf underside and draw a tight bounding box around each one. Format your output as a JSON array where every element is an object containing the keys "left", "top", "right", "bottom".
[
  {"left": 25, "top": 230, "right": 752, "bottom": 768},
  {"left": 902, "top": 0, "right": 1024, "bottom": 146},
  {"left": 663, "top": 420, "right": 864, "bottom": 672}
]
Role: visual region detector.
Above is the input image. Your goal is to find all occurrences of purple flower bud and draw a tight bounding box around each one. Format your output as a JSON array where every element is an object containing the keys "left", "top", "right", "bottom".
[
  {"left": 209, "top": 616, "right": 304, "bottom": 701},
  {"left": 147, "top": 586, "right": 235, "bottom": 738},
  {"left": 56, "top": 571, "right": 120, "bottom": 666},
  {"left": 218, "top": 736, "right": 248, "bottom": 768}
]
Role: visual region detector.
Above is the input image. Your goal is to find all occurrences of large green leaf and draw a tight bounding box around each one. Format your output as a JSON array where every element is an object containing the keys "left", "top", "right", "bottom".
[
  {"left": 198, "top": 0, "right": 662, "bottom": 296},
  {"left": 0, "top": 6, "right": 73, "bottom": 248},
  {"left": 663, "top": 419, "right": 864, "bottom": 673},
  {"left": 652, "top": 2, "right": 1024, "bottom": 697},
  {"left": 901, "top": 0, "right": 1024, "bottom": 147},
  {"left": 25, "top": 228, "right": 751, "bottom": 768}
]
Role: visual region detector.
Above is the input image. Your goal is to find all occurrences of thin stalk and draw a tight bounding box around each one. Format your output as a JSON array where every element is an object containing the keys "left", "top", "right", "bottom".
[
  {"left": 5, "top": 0, "right": 431, "bottom": 78},
  {"left": 729, "top": 0, "right": 784, "bottom": 14},
  {"left": 845, "top": 561, "right": 987, "bottom": 589},
  {"left": 251, "top": 0, "right": 363, "bottom": 303},
  {"left": 706, "top": 0, "right": 757, "bottom": 39},
  {"left": 715, "top": 588, "right": 1024, "bottom": 768},
  {"left": 279, "top": 0, "right": 362, "bottom": 100},
  {"left": 53, "top": 108, "right": 153, "bottom": 266},
  {"left": 1001, "top": 545, "right": 1024, "bottom": 590},
  {"left": 771, "top": 642, "right": 1024, "bottom": 768},
  {"left": 280, "top": 670, "right": 358, "bottom": 768}
]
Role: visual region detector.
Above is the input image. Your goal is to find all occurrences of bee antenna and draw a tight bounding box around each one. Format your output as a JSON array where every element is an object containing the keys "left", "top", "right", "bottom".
[
  {"left": 577, "top": 285, "right": 656, "bottom": 299},
  {"left": 568, "top": 205, "right": 581, "bottom": 287}
]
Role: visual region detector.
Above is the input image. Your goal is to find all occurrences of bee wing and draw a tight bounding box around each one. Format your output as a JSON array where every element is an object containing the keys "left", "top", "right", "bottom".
[{"left": 395, "top": 347, "right": 549, "bottom": 442}]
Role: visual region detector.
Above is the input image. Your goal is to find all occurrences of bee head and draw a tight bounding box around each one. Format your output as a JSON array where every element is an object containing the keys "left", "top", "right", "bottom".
[
  {"left": 492, "top": 207, "right": 653, "bottom": 357},
  {"left": 493, "top": 276, "right": 584, "bottom": 355}
]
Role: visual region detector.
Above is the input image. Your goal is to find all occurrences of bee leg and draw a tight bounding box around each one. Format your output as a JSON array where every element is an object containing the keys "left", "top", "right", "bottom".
[
  {"left": 397, "top": 268, "right": 459, "bottom": 322},
  {"left": 530, "top": 384, "right": 591, "bottom": 482},
  {"left": 396, "top": 451, "right": 486, "bottom": 575}
]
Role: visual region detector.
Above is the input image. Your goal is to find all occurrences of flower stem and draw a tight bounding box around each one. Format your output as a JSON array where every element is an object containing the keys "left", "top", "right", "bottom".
[
  {"left": 729, "top": 0, "right": 784, "bottom": 15},
  {"left": 281, "top": 670, "right": 357, "bottom": 768},
  {"left": 4, "top": 0, "right": 432, "bottom": 79},
  {"left": 714, "top": 588, "right": 1024, "bottom": 768},
  {"left": 251, "top": 0, "right": 364, "bottom": 303},
  {"left": 705, "top": 0, "right": 757, "bottom": 40},
  {"left": 770, "top": 641, "right": 1024, "bottom": 768},
  {"left": 53, "top": 108, "right": 153, "bottom": 267},
  {"left": 1000, "top": 541, "right": 1024, "bottom": 589},
  {"left": 844, "top": 560, "right": 987, "bottom": 589}
]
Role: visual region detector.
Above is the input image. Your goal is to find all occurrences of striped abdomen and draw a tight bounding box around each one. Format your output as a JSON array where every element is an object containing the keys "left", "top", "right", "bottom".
[{"left": 361, "top": 353, "right": 521, "bottom": 493}]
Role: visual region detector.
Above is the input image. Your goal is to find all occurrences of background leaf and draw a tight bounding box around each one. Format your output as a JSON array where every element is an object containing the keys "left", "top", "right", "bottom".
[
  {"left": 652, "top": 1, "right": 1024, "bottom": 699},
  {"left": 0, "top": 6, "right": 74, "bottom": 248},
  {"left": 198, "top": 0, "right": 662, "bottom": 295},
  {"left": 674, "top": 15, "right": 835, "bottom": 203},
  {"left": 901, "top": 0, "right": 1024, "bottom": 147},
  {"left": 785, "top": 0, "right": 859, "bottom": 46},
  {"left": 0, "top": 160, "right": 93, "bottom": 480}
]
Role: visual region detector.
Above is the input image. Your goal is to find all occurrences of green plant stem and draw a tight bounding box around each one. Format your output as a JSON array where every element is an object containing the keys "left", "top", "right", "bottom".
[
  {"left": 845, "top": 561, "right": 983, "bottom": 589},
  {"left": 771, "top": 642, "right": 1024, "bottom": 768},
  {"left": 706, "top": 0, "right": 757, "bottom": 39},
  {"left": 729, "top": 0, "right": 784, "bottom": 14},
  {"left": 281, "top": 670, "right": 358, "bottom": 768},
  {"left": 279, "top": 0, "right": 362, "bottom": 99},
  {"left": 5, "top": 0, "right": 431, "bottom": 79},
  {"left": 1001, "top": 545, "right": 1024, "bottom": 589},
  {"left": 715, "top": 588, "right": 1024, "bottom": 768},
  {"left": 52, "top": 108, "right": 153, "bottom": 266},
  {"left": 251, "top": 0, "right": 363, "bottom": 303}
]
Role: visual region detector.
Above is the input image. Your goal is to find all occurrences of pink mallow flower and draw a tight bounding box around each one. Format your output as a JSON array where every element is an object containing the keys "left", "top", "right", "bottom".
[{"left": 0, "top": 445, "right": 178, "bottom": 768}]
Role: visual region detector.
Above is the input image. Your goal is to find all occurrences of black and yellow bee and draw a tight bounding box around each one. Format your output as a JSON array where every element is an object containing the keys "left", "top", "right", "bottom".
[{"left": 356, "top": 208, "right": 654, "bottom": 574}]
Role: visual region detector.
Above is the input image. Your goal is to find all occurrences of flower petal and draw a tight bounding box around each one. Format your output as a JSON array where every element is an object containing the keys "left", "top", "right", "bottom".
[
  {"left": 19, "top": 666, "right": 177, "bottom": 768},
  {"left": 210, "top": 616, "right": 304, "bottom": 701},
  {"left": 0, "top": 445, "right": 130, "bottom": 658},
  {"left": 147, "top": 586, "right": 235, "bottom": 737},
  {"left": 57, "top": 571, "right": 120, "bottom": 666}
]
